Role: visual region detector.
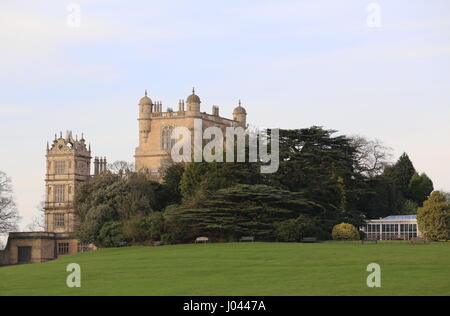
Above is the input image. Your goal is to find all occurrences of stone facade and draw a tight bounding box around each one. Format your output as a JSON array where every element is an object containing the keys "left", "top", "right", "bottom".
[
  {"left": 135, "top": 89, "right": 247, "bottom": 176},
  {"left": 0, "top": 233, "right": 81, "bottom": 265},
  {"left": 0, "top": 133, "right": 97, "bottom": 266},
  {"left": 44, "top": 132, "right": 91, "bottom": 233},
  {"left": 0, "top": 89, "right": 248, "bottom": 266}
]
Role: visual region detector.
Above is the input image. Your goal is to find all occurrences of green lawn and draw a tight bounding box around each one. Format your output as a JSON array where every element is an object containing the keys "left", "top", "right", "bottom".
[{"left": 0, "top": 242, "right": 449, "bottom": 296}]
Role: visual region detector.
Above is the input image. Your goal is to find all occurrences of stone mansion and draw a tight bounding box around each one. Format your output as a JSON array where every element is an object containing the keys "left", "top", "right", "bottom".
[
  {"left": 135, "top": 89, "right": 247, "bottom": 175},
  {"left": 0, "top": 89, "right": 248, "bottom": 265}
]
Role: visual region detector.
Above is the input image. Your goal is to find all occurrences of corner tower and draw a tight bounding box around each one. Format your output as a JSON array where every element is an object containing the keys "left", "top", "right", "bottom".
[
  {"left": 233, "top": 100, "right": 247, "bottom": 127},
  {"left": 138, "top": 90, "right": 153, "bottom": 146},
  {"left": 45, "top": 132, "right": 91, "bottom": 233}
]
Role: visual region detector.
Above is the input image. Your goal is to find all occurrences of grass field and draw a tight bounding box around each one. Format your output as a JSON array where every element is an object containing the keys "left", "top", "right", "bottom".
[{"left": 0, "top": 242, "right": 449, "bottom": 296}]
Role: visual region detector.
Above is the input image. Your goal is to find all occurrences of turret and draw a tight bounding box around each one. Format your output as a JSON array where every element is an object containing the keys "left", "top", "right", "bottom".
[
  {"left": 233, "top": 100, "right": 247, "bottom": 127},
  {"left": 45, "top": 131, "right": 92, "bottom": 233},
  {"left": 138, "top": 90, "right": 152, "bottom": 144},
  {"left": 186, "top": 88, "right": 201, "bottom": 113}
]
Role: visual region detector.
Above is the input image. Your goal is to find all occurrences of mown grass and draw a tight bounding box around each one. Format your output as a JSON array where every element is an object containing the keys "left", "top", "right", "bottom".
[{"left": 0, "top": 242, "right": 449, "bottom": 296}]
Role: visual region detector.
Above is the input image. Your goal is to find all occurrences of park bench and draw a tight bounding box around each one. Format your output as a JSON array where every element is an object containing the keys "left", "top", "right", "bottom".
[
  {"left": 195, "top": 237, "right": 209, "bottom": 244},
  {"left": 240, "top": 236, "right": 255, "bottom": 242},
  {"left": 362, "top": 239, "right": 378, "bottom": 244},
  {"left": 300, "top": 237, "right": 319, "bottom": 243},
  {"left": 115, "top": 241, "right": 129, "bottom": 248}
]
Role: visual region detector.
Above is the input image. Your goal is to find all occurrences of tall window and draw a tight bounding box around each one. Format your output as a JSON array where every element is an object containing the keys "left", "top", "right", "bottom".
[
  {"left": 161, "top": 126, "right": 175, "bottom": 150},
  {"left": 54, "top": 185, "right": 66, "bottom": 203},
  {"left": 55, "top": 161, "right": 66, "bottom": 174},
  {"left": 54, "top": 213, "right": 65, "bottom": 228}
]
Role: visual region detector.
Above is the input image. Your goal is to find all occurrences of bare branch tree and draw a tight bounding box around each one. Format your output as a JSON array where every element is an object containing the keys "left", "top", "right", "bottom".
[
  {"left": 107, "top": 161, "right": 135, "bottom": 175},
  {"left": 0, "top": 236, "right": 5, "bottom": 250},
  {"left": 0, "top": 171, "right": 19, "bottom": 233},
  {"left": 350, "top": 136, "right": 393, "bottom": 177},
  {"left": 26, "top": 200, "right": 45, "bottom": 232}
]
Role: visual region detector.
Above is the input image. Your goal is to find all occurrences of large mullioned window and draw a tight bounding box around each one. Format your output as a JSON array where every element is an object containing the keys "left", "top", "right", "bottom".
[
  {"left": 54, "top": 185, "right": 66, "bottom": 203},
  {"left": 54, "top": 161, "right": 67, "bottom": 174},
  {"left": 54, "top": 213, "right": 65, "bottom": 228},
  {"left": 161, "top": 126, "right": 176, "bottom": 151}
]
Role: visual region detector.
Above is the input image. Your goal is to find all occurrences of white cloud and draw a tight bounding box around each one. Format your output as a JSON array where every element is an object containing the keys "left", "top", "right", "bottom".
[{"left": 0, "top": 106, "right": 32, "bottom": 116}]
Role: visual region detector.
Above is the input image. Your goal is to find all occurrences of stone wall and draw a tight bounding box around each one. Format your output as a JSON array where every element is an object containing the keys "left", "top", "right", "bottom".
[{"left": 0, "top": 232, "right": 84, "bottom": 266}]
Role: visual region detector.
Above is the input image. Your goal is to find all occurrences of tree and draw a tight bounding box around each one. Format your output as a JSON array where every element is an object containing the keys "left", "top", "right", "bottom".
[
  {"left": 75, "top": 172, "right": 168, "bottom": 245},
  {"left": 357, "top": 176, "right": 402, "bottom": 219},
  {"left": 266, "top": 127, "right": 367, "bottom": 227},
  {"left": 408, "top": 173, "right": 434, "bottom": 206},
  {"left": 164, "top": 184, "right": 320, "bottom": 242},
  {"left": 162, "top": 164, "right": 185, "bottom": 205},
  {"left": 124, "top": 213, "right": 165, "bottom": 243},
  {"left": 383, "top": 153, "right": 416, "bottom": 197},
  {"left": 180, "top": 159, "right": 262, "bottom": 206},
  {"left": 107, "top": 161, "right": 135, "bottom": 175},
  {"left": 363, "top": 153, "right": 426, "bottom": 217},
  {"left": 444, "top": 192, "right": 450, "bottom": 203},
  {"left": 417, "top": 191, "right": 450, "bottom": 241},
  {"left": 400, "top": 200, "right": 419, "bottom": 215},
  {"left": 0, "top": 171, "right": 19, "bottom": 233},
  {"left": 26, "top": 200, "right": 45, "bottom": 232},
  {"left": 276, "top": 215, "right": 323, "bottom": 242},
  {"left": 98, "top": 221, "right": 126, "bottom": 248},
  {"left": 332, "top": 223, "right": 360, "bottom": 241},
  {"left": 350, "top": 136, "right": 392, "bottom": 177}
]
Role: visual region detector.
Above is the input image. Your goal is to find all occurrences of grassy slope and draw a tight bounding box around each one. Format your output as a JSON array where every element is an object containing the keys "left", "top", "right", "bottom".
[{"left": 0, "top": 242, "right": 449, "bottom": 296}]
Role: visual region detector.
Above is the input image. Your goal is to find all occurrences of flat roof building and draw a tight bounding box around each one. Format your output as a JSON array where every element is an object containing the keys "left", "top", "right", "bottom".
[{"left": 361, "top": 215, "right": 421, "bottom": 241}]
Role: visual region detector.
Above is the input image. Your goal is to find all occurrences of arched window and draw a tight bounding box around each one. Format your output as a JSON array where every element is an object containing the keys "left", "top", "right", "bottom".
[{"left": 161, "top": 126, "right": 175, "bottom": 150}]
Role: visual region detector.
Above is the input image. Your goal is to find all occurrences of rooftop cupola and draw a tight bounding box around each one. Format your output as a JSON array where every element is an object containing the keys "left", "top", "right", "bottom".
[
  {"left": 139, "top": 90, "right": 153, "bottom": 114},
  {"left": 186, "top": 88, "right": 201, "bottom": 112},
  {"left": 139, "top": 90, "right": 153, "bottom": 105},
  {"left": 233, "top": 100, "right": 247, "bottom": 127}
]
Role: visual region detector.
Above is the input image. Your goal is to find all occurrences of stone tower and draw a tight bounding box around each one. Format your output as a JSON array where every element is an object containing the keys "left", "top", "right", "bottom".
[
  {"left": 135, "top": 89, "right": 248, "bottom": 175},
  {"left": 45, "top": 131, "right": 92, "bottom": 233},
  {"left": 1, "top": 132, "right": 98, "bottom": 266},
  {"left": 138, "top": 90, "right": 153, "bottom": 147}
]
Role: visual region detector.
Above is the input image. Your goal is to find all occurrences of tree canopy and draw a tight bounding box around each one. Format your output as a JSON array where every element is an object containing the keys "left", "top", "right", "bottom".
[
  {"left": 417, "top": 191, "right": 450, "bottom": 241},
  {"left": 72, "top": 127, "right": 436, "bottom": 246},
  {"left": 75, "top": 172, "right": 169, "bottom": 244}
]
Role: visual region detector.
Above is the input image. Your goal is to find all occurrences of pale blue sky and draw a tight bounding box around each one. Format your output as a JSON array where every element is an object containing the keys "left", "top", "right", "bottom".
[{"left": 1, "top": 0, "right": 450, "bottom": 229}]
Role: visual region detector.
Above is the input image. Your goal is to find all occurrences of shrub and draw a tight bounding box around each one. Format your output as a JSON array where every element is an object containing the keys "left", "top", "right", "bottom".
[
  {"left": 124, "top": 213, "right": 165, "bottom": 243},
  {"left": 332, "top": 223, "right": 360, "bottom": 241},
  {"left": 161, "top": 218, "right": 195, "bottom": 244},
  {"left": 98, "top": 221, "right": 126, "bottom": 248},
  {"left": 417, "top": 191, "right": 450, "bottom": 241},
  {"left": 276, "top": 216, "right": 321, "bottom": 242}
]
